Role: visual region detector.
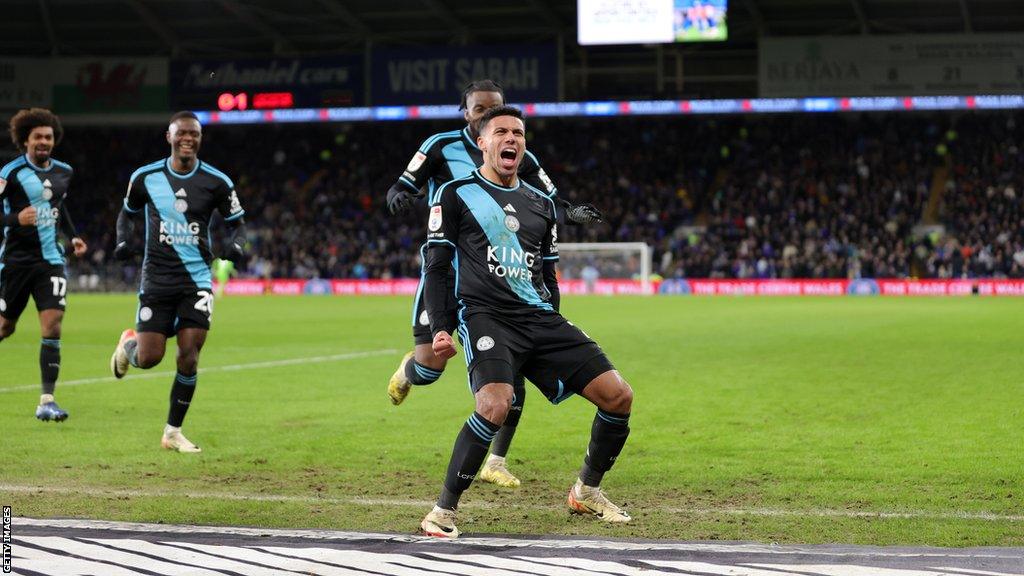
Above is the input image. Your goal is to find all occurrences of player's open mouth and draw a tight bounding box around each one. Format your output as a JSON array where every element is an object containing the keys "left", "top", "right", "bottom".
[{"left": 499, "top": 148, "right": 517, "bottom": 167}]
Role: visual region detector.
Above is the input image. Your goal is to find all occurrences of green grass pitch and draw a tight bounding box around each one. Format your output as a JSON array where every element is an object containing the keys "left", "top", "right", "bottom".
[{"left": 1, "top": 294, "right": 1022, "bottom": 546}]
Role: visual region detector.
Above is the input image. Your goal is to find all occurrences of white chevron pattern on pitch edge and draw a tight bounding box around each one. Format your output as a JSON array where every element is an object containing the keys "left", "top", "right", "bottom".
[
  {"left": 7, "top": 518, "right": 1024, "bottom": 576},
  {"left": 10, "top": 536, "right": 1024, "bottom": 576}
]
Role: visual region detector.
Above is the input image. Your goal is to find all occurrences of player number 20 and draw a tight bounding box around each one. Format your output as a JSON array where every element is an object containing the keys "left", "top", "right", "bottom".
[
  {"left": 194, "top": 290, "right": 214, "bottom": 317},
  {"left": 49, "top": 276, "right": 67, "bottom": 297}
]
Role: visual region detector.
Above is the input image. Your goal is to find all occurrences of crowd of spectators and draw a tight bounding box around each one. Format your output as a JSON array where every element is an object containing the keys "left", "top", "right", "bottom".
[
  {"left": 678, "top": 114, "right": 939, "bottom": 279},
  {"left": 2, "top": 110, "right": 1021, "bottom": 285},
  {"left": 926, "top": 114, "right": 1024, "bottom": 279}
]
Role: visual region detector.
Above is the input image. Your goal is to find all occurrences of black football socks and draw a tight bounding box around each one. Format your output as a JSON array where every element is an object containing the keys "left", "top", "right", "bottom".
[
  {"left": 40, "top": 338, "right": 61, "bottom": 396},
  {"left": 579, "top": 410, "right": 631, "bottom": 487},
  {"left": 438, "top": 411, "right": 501, "bottom": 510},
  {"left": 405, "top": 359, "right": 443, "bottom": 385},
  {"left": 167, "top": 372, "right": 197, "bottom": 427}
]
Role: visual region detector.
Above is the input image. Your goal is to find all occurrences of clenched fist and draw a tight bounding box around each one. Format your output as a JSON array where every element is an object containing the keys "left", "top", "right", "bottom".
[
  {"left": 17, "top": 206, "right": 37, "bottom": 226},
  {"left": 432, "top": 330, "right": 457, "bottom": 360}
]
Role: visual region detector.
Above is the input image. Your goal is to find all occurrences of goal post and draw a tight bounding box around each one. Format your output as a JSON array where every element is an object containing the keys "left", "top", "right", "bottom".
[{"left": 557, "top": 242, "right": 653, "bottom": 295}]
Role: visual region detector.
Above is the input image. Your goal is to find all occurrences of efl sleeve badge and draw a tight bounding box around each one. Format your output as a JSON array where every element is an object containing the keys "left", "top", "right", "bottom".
[{"left": 428, "top": 205, "right": 443, "bottom": 232}]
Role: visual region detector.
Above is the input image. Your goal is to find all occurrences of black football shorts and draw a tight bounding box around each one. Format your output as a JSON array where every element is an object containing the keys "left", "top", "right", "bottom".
[
  {"left": 136, "top": 289, "right": 214, "bottom": 335},
  {"left": 0, "top": 263, "right": 66, "bottom": 320},
  {"left": 456, "top": 309, "right": 615, "bottom": 403}
]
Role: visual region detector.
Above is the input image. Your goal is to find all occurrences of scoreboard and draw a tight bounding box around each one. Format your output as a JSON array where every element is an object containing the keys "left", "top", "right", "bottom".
[{"left": 216, "top": 92, "right": 295, "bottom": 111}]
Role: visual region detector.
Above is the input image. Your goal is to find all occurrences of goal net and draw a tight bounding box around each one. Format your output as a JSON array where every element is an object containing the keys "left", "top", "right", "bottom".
[{"left": 556, "top": 242, "right": 653, "bottom": 295}]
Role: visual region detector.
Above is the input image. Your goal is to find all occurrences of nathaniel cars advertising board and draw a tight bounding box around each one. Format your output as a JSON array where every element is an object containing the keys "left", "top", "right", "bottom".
[{"left": 170, "top": 56, "right": 363, "bottom": 109}]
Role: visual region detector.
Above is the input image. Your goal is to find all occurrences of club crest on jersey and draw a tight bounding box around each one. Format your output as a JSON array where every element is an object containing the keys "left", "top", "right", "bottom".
[
  {"left": 428, "top": 205, "right": 443, "bottom": 231},
  {"left": 504, "top": 215, "right": 520, "bottom": 232},
  {"left": 476, "top": 336, "right": 495, "bottom": 351},
  {"left": 407, "top": 152, "right": 427, "bottom": 173},
  {"left": 42, "top": 178, "right": 53, "bottom": 200},
  {"left": 139, "top": 306, "right": 153, "bottom": 322},
  {"left": 419, "top": 310, "right": 430, "bottom": 326},
  {"left": 174, "top": 188, "right": 188, "bottom": 213}
]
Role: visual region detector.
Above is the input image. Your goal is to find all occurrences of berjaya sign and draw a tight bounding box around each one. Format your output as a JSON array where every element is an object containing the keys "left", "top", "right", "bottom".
[{"left": 760, "top": 33, "right": 1024, "bottom": 97}]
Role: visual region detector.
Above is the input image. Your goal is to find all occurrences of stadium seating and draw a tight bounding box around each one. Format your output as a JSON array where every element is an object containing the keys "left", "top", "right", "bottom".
[{"left": 3, "top": 111, "right": 1021, "bottom": 285}]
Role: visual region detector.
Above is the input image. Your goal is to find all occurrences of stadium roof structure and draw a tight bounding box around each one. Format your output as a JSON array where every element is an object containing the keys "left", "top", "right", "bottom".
[{"left": 4, "top": 0, "right": 1024, "bottom": 98}]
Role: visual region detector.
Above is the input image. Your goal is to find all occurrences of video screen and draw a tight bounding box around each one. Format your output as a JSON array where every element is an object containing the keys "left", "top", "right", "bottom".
[
  {"left": 675, "top": 0, "right": 728, "bottom": 42},
  {"left": 578, "top": 0, "right": 728, "bottom": 45}
]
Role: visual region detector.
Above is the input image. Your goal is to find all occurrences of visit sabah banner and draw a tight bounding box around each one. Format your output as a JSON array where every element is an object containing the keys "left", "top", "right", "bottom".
[{"left": 370, "top": 44, "right": 558, "bottom": 106}]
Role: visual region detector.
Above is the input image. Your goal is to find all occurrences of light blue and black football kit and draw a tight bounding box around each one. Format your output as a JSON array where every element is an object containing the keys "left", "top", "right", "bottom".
[{"left": 121, "top": 158, "right": 245, "bottom": 335}]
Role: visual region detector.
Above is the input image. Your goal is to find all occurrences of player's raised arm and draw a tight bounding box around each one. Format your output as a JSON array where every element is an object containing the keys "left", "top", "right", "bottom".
[
  {"left": 386, "top": 136, "right": 440, "bottom": 215},
  {"left": 563, "top": 198, "right": 603, "bottom": 225},
  {"left": 520, "top": 150, "right": 603, "bottom": 226},
  {"left": 385, "top": 181, "right": 418, "bottom": 215}
]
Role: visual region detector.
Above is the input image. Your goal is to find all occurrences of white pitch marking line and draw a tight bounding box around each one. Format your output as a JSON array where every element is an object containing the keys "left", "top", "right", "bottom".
[
  {"left": 10, "top": 518, "right": 1024, "bottom": 560},
  {"left": 3, "top": 485, "right": 1024, "bottom": 524},
  {"left": 743, "top": 564, "right": 947, "bottom": 576},
  {"left": 930, "top": 568, "right": 1024, "bottom": 576},
  {"left": 585, "top": 558, "right": 806, "bottom": 576},
  {"left": 0, "top": 348, "right": 399, "bottom": 393},
  {"left": 0, "top": 484, "right": 436, "bottom": 506}
]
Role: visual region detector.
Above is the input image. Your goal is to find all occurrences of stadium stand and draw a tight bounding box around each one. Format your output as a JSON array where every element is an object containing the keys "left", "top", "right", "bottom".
[{"left": 3, "top": 111, "right": 1021, "bottom": 285}]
